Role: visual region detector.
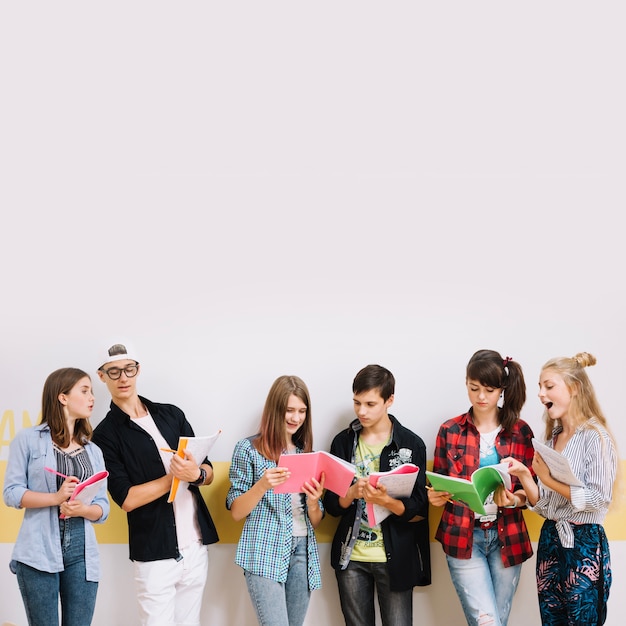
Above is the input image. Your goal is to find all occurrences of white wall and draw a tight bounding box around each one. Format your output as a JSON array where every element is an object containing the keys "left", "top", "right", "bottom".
[{"left": 1, "top": 2, "right": 625, "bottom": 625}]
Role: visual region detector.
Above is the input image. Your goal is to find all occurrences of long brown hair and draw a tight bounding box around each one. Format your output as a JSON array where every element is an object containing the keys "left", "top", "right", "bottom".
[
  {"left": 40, "top": 367, "right": 93, "bottom": 448},
  {"left": 254, "top": 375, "right": 313, "bottom": 462}
]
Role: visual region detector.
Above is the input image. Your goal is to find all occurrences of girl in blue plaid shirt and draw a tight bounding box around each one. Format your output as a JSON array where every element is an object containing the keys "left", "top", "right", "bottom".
[{"left": 226, "top": 375, "right": 325, "bottom": 626}]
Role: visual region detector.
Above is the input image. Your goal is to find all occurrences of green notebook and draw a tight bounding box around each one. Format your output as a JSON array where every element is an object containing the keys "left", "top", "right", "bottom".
[{"left": 426, "top": 462, "right": 512, "bottom": 516}]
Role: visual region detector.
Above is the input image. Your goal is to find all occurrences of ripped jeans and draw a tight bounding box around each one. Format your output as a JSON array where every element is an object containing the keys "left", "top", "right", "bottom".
[{"left": 446, "top": 526, "right": 522, "bottom": 626}]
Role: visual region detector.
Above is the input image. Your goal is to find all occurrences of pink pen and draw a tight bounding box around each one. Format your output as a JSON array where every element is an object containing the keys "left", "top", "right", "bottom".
[{"left": 44, "top": 466, "right": 71, "bottom": 479}]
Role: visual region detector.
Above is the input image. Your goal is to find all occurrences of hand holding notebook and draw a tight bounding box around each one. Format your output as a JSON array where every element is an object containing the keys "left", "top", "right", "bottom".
[
  {"left": 46, "top": 467, "right": 109, "bottom": 519},
  {"left": 366, "top": 463, "right": 420, "bottom": 526},
  {"left": 166, "top": 430, "right": 222, "bottom": 503}
]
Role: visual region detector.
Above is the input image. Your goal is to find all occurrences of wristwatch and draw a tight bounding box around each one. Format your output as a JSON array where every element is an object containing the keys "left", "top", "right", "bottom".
[{"left": 190, "top": 466, "right": 206, "bottom": 487}]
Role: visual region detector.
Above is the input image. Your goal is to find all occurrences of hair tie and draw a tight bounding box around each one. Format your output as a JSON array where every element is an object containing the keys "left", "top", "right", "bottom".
[{"left": 503, "top": 356, "right": 512, "bottom": 367}]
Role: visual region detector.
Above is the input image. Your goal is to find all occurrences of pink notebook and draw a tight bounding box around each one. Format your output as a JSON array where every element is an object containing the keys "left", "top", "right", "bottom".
[
  {"left": 60, "top": 470, "right": 109, "bottom": 519},
  {"left": 274, "top": 451, "right": 356, "bottom": 497},
  {"left": 366, "top": 463, "right": 419, "bottom": 526}
]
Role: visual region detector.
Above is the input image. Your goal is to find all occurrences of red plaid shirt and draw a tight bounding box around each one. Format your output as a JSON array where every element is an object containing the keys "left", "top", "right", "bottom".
[{"left": 432, "top": 410, "right": 535, "bottom": 566}]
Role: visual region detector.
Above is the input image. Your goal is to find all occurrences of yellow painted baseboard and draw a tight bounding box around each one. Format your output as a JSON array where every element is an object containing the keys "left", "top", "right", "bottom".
[{"left": 1, "top": 460, "right": 625, "bottom": 544}]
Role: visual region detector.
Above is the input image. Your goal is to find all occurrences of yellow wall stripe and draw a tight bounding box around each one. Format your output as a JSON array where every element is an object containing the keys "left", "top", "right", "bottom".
[{"left": 1, "top": 460, "right": 625, "bottom": 544}]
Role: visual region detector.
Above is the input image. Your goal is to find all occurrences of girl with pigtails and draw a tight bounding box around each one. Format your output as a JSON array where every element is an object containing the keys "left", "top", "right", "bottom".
[{"left": 428, "top": 350, "right": 535, "bottom": 626}]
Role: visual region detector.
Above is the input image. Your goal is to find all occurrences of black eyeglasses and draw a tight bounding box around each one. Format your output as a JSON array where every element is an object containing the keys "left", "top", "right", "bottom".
[{"left": 101, "top": 364, "right": 139, "bottom": 380}]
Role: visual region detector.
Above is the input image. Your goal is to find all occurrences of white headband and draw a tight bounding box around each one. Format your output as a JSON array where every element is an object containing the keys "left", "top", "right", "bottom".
[{"left": 99, "top": 344, "right": 139, "bottom": 369}]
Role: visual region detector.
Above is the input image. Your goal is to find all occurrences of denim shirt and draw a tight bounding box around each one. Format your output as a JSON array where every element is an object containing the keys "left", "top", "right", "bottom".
[{"left": 3, "top": 424, "right": 110, "bottom": 582}]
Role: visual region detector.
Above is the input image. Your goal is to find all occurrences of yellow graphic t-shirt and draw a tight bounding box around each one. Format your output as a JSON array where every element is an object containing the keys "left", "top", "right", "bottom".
[{"left": 350, "top": 438, "right": 387, "bottom": 563}]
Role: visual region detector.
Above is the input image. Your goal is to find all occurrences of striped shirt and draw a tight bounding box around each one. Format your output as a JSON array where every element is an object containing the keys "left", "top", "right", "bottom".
[
  {"left": 531, "top": 418, "right": 616, "bottom": 548},
  {"left": 226, "top": 436, "right": 323, "bottom": 589},
  {"left": 53, "top": 444, "right": 94, "bottom": 485}
]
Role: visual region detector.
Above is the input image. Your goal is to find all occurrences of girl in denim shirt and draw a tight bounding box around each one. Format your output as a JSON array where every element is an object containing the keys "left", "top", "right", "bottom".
[{"left": 3, "top": 367, "right": 110, "bottom": 626}]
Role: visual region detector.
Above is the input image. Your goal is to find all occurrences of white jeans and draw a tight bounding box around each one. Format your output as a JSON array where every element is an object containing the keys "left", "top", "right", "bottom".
[{"left": 133, "top": 541, "right": 209, "bottom": 626}]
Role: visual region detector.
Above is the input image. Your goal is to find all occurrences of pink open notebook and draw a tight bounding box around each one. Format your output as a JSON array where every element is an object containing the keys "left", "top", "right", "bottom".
[
  {"left": 59, "top": 470, "right": 109, "bottom": 519},
  {"left": 274, "top": 451, "right": 356, "bottom": 497},
  {"left": 366, "top": 463, "right": 419, "bottom": 526}
]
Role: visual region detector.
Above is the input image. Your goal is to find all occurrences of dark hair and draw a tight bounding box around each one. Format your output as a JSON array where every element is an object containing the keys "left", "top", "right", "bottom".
[
  {"left": 40, "top": 367, "right": 93, "bottom": 448},
  {"left": 254, "top": 375, "right": 313, "bottom": 462},
  {"left": 353, "top": 364, "right": 395, "bottom": 401},
  {"left": 99, "top": 343, "right": 138, "bottom": 371},
  {"left": 466, "top": 350, "right": 526, "bottom": 431}
]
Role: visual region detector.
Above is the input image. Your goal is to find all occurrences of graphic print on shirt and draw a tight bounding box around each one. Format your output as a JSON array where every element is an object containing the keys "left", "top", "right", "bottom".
[
  {"left": 388, "top": 446, "right": 413, "bottom": 469},
  {"left": 353, "top": 439, "right": 386, "bottom": 555}
]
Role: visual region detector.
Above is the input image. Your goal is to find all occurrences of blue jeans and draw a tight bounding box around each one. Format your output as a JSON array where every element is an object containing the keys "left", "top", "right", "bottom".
[
  {"left": 335, "top": 560, "right": 412, "bottom": 626},
  {"left": 446, "top": 526, "right": 522, "bottom": 626},
  {"left": 244, "top": 536, "right": 310, "bottom": 626},
  {"left": 15, "top": 517, "right": 98, "bottom": 626}
]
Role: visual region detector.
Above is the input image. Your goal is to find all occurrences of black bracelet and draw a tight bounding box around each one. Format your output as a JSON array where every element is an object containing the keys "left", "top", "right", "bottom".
[{"left": 190, "top": 467, "right": 206, "bottom": 487}]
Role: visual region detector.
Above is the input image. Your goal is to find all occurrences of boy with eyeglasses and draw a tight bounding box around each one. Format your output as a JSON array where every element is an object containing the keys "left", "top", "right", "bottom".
[{"left": 92, "top": 342, "right": 218, "bottom": 626}]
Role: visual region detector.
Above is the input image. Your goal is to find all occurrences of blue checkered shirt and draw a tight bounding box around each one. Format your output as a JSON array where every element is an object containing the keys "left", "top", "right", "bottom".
[{"left": 226, "top": 436, "right": 323, "bottom": 589}]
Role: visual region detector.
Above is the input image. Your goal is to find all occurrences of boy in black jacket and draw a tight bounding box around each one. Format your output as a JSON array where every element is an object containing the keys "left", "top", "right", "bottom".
[
  {"left": 92, "top": 342, "right": 218, "bottom": 626},
  {"left": 324, "top": 364, "right": 430, "bottom": 626}
]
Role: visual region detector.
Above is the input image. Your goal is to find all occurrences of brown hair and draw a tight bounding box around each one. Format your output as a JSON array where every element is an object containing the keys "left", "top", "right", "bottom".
[
  {"left": 254, "top": 375, "right": 313, "bottom": 462},
  {"left": 466, "top": 349, "right": 526, "bottom": 431},
  {"left": 353, "top": 364, "right": 395, "bottom": 401},
  {"left": 40, "top": 367, "right": 93, "bottom": 448}
]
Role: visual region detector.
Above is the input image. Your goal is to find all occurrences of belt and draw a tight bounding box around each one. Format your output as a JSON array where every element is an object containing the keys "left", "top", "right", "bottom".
[{"left": 475, "top": 519, "right": 497, "bottom": 530}]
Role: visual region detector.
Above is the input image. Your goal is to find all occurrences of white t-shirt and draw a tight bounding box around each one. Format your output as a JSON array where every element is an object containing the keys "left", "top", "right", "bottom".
[
  {"left": 291, "top": 493, "right": 308, "bottom": 536},
  {"left": 132, "top": 413, "right": 202, "bottom": 549}
]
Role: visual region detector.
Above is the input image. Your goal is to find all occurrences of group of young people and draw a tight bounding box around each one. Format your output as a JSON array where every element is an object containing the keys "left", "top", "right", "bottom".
[
  {"left": 226, "top": 365, "right": 430, "bottom": 626},
  {"left": 2, "top": 343, "right": 619, "bottom": 626}
]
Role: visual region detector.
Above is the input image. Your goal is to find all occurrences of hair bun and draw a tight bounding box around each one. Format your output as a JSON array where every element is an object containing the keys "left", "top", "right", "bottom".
[{"left": 573, "top": 352, "right": 597, "bottom": 368}]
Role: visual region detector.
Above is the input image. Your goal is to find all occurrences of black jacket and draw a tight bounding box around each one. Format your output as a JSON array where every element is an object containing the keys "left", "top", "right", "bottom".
[
  {"left": 92, "top": 396, "right": 219, "bottom": 562},
  {"left": 323, "top": 415, "right": 431, "bottom": 590}
]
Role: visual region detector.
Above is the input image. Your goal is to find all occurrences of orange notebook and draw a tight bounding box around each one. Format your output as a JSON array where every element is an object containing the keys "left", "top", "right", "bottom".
[{"left": 167, "top": 430, "right": 221, "bottom": 503}]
